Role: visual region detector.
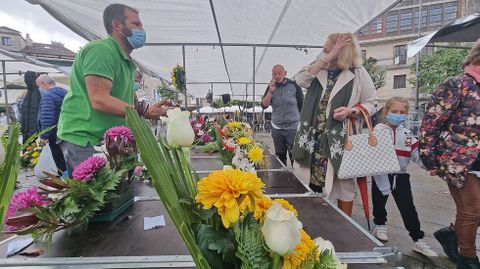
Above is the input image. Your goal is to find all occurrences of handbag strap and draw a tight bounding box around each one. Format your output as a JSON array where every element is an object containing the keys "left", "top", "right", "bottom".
[{"left": 344, "top": 104, "right": 377, "bottom": 151}]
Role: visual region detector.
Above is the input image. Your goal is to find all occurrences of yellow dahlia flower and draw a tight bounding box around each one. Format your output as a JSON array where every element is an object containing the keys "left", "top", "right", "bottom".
[
  {"left": 248, "top": 146, "right": 264, "bottom": 163},
  {"left": 273, "top": 199, "right": 298, "bottom": 217},
  {"left": 195, "top": 169, "right": 265, "bottom": 228},
  {"left": 237, "top": 137, "right": 251, "bottom": 145},
  {"left": 227, "top": 121, "right": 242, "bottom": 129},
  {"left": 283, "top": 230, "right": 319, "bottom": 269},
  {"left": 254, "top": 197, "right": 299, "bottom": 220}
]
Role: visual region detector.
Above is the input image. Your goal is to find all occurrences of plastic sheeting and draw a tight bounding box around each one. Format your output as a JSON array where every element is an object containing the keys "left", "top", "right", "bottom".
[{"left": 27, "top": 0, "right": 399, "bottom": 99}]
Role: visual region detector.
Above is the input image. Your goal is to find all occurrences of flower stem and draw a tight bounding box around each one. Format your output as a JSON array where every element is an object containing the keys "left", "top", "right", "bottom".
[{"left": 272, "top": 253, "right": 281, "bottom": 269}]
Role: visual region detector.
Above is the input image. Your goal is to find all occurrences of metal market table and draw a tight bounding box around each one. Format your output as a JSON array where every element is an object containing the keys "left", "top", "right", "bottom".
[{"left": 0, "top": 153, "right": 398, "bottom": 268}]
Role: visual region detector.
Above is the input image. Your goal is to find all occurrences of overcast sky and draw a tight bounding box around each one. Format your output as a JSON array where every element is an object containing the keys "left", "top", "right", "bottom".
[{"left": 0, "top": 0, "right": 87, "bottom": 52}]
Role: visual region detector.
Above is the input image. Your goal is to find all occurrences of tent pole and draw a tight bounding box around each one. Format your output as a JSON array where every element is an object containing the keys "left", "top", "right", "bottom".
[
  {"left": 415, "top": 0, "right": 422, "bottom": 113},
  {"left": 252, "top": 46, "right": 256, "bottom": 134},
  {"left": 2, "top": 61, "right": 9, "bottom": 124},
  {"left": 182, "top": 45, "right": 187, "bottom": 110}
]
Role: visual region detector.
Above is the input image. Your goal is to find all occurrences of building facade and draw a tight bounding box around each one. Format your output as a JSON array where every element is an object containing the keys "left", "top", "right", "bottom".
[
  {"left": 357, "top": 0, "right": 478, "bottom": 108},
  {"left": 0, "top": 26, "right": 75, "bottom": 66}
]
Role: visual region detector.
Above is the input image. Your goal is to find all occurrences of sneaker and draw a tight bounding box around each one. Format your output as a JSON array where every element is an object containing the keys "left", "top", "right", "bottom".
[
  {"left": 373, "top": 225, "right": 388, "bottom": 242},
  {"left": 413, "top": 239, "right": 438, "bottom": 257},
  {"left": 433, "top": 226, "right": 460, "bottom": 263}
]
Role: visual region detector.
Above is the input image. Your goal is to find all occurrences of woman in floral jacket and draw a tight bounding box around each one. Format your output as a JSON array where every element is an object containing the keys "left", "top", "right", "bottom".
[{"left": 419, "top": 40, "right": 480, "bottom": 269}]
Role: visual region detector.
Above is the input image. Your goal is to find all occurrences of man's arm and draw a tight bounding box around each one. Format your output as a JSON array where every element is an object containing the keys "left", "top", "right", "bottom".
[
  {"left": 85, "top": 75, "right": 130, "bottom": 117},
  {"left": 261, "top": 80, "right": 276, "bottom": 109},
  {"left": 295, "top": 83, "right": 304, "bottom": 112}
]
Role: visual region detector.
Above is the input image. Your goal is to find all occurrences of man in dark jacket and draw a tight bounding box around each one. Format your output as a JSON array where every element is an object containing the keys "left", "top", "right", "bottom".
[
  {"left": 37, "top": 75, "right": 67, "bottom": 173},
  {"left": 261, "top": 64, "right": 303, "bottom": 167},
  {"left": 21, "top": 71, "right": 42, "bottom": 144}
]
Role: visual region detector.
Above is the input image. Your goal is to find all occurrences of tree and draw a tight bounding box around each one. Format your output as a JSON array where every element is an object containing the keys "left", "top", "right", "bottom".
[
  {"left": 363, "top": 57, "right": 386, "bottom": 90},
  {"left": 409, "top": 48, "right": 469, "bottom": 94}
]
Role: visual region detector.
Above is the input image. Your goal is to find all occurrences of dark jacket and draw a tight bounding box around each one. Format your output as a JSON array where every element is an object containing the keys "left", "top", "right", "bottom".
[
  {"left": 39, "top": 87, "right": 67, "bottom": 139},
  {"left": 21, "top": 71, "right": 41, "bottom": 137},
  {"left": 419, "top": 74, "right": 480, "bottom": 188},
  {"left": 261, "top": 79, "right": 303, "bottom": 130}
]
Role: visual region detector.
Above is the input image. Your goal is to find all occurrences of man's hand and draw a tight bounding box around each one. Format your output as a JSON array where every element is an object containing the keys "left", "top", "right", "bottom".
[
  {"left": 147, "top": 100, "right": 173, "bottom": 119},
  {"left": 333, "top": 106, "right": 352, "bottom": 121},
  {"left": 268, "top": 79, "right": 276, "bottom": 93},
  {"left": 324, "top": 34, "right": 351, "bottom": 64},
  {"left": 429, "top": 170, "right": 438, "bottom": 176}
]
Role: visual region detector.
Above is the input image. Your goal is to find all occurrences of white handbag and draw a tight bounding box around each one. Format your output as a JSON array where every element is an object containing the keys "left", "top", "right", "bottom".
[
  {"left": 337, "top": 106, "right": 400, "bottom": 179},
  {"left": 34, "top": 145, "right": 58, "bottom": 179}
]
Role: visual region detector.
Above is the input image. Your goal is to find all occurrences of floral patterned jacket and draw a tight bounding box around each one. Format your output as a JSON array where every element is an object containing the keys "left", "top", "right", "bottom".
[{"left": 419, "top": 74, "right": 480, "bottom": 188}]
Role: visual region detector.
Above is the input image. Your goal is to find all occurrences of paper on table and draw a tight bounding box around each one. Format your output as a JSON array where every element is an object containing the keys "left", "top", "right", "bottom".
[
  {"left": 144, "top": 215, "right": 166, "bottom": 231},
  {"left": 7, "top": 235, "right": 33, "bottom": 257}
]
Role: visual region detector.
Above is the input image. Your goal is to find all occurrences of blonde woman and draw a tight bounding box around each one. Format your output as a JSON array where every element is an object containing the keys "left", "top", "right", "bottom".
[{"left": 293, "top": 33, "right": 377, "bottom": 216}]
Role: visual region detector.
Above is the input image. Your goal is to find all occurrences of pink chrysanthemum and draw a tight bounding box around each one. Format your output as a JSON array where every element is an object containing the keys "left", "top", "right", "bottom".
[
  {"left": 5, "top": 187, "right": 48, "bottom": 230},
  {"left": 72, "top": 155, "right": 107, "bottom": 181},
  {"left": 134, "top": 165, "right": 144, "bottom": 176},
  {"left": 201, "top": 133, "right": 213, "bottom": 143},
  {"left": 104, "top": 126, "right": 135, "bottom": 145}
]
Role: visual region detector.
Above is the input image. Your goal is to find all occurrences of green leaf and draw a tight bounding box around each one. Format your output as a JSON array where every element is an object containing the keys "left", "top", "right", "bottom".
[
  {"left": 62, "top": 196, "right": 80, "bottom": 216},
  {"left": 0, "top": 124, "right": 21, "bottom": 231},
  {"left": 314, "top": 250, "right": 339, "bottom": 269},
  {"left": 233, "top": 213, "right": 270, "bottom": 269},
  {"left": 196, "top": 224, "right": 237, "bottom": 269}
]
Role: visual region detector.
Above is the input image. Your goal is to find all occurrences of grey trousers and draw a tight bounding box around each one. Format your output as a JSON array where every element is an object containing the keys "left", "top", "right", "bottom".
[
  {"left": 271, "top": 128, "right": 297, "bottom": 166},
  {"left": 59, "top": 141, "right": 96, "bottom": 177}
]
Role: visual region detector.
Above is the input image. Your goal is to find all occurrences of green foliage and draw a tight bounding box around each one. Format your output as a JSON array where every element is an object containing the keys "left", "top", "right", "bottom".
[
  {"left": 202, "top": 142, "right": 221, "bottom": 153},
  {"left": 195, "top": 223, "right": 237, "bottom": 268},
  {"left": 0, "top": 124, "right": 21, "bottom": 231},
  {"left": 157, "top": 84, "right": 179, "bottom": 103},
  {"left": 315, "top": 250, "right": 339, "bottom": 269},
  {"left": 233, "top": 213, "right": 270, "bottom": 269},
  {"left": 409, "top": 47, "right": 469, "bottom": 94},
  {"left": 363, "top": 57, "right": 386, "bottom": 90},
  {"left": 126, "top": 107, "right": 211, "bottom": 269}
]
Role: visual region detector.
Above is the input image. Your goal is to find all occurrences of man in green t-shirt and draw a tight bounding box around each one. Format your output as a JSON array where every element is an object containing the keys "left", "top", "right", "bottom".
[{"left": 58, "top": 3, "right": 171, "bottom": 176}]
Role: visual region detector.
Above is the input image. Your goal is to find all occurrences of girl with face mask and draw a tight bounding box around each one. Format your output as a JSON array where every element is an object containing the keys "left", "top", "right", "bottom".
[{"left": 371, "top": 97, "right": 437, "bottom": 257}]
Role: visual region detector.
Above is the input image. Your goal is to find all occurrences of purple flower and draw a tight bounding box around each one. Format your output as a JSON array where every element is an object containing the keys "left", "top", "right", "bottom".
[
  {"left": 134, "top": 166, "right": 144, "bottom": 176},
  {"left": 201, "top": 133, "right": 213, "bottom": 143},
  {"left": 72, "top": 156, "right": 107, "bottom": 181},
  {"left": 5, "top": 187, "right": 48, "bottom": 231},
  {"left": 104, "top": 126, "right": 135, "bottom": 145}
]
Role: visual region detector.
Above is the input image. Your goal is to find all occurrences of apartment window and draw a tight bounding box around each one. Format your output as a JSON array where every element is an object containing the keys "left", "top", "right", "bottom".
[
  {"left": 386, "top": 12, "right": 398, "bottom": 34},
  {"left": 420, "top": 46, "right": 434, "bottom": 57},
  {"left": 429, "top": 4, "right": 443, "bottom": 27},
  {"left": 444, "top": 2, "right": 458, "bottom": 23},
  {"left": 394, "top": 45, "right": 407, "bottom": 65},
  {"left": 371, "top": 17, "right": 383, "bottom": 34},
  {"left": 1, "top": 37, "right": 12, "bottom": 46},
  {"left": 361, "top": 50, "right": 367, "bottom": 63},
  {"left": 413, "top": 9, "right": 428, "bottom": 30},
  {"left": 358, "top": 26, "right": 368, "bottom": 37},
  {"left": 400, "top": 9, "right": 413, "bottom": 32},
  {"left": 393, "top": 75, "right": 407, "bottom": 89}
]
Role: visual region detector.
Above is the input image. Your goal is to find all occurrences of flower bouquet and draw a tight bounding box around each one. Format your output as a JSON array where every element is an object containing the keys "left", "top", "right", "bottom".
[
  {"left": 191, "top": 115, "right": 216, "bottom": 146},
  {"left": 171, "top": 64, "right": 185, "bottom": 91},
  {"left": 20, "top": 140, "right": 43, "bottom": 168},
  {"left": 217, "top": 121, "right": 266, "bottom": 172},
  {"left": 126, "top": 108, "right": 346, "bottom": 269},
  {"left": 3, "top": 126, "right": 139, "bottom": 243}
]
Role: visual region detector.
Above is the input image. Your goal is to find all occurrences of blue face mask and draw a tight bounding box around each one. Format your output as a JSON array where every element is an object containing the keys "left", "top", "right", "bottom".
[
  {"left": 386, "top": 113, "right": 407, "bottom": 126},
  {"left": 133, "top": 82, "right": 141, "bottom": 92},
  {"left": 123, "top": 27, "right": 146, "bottom": 49}
]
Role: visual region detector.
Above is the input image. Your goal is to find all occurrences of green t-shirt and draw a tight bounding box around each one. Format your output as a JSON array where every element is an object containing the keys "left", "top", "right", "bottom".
[{"left": 58, "top": 36, "right": 136, "bottom": 146}]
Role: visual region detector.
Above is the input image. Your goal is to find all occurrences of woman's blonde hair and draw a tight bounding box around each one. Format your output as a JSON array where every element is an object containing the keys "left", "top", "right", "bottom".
[
  {"left": 463, "top": 38, "right": 480, "bottom": 66},
  {"left": 384, "top": 97, "right": 410, "bottom": 113},
  {"left": 326, "top": 33, "right": 362, "bottom": 70}
]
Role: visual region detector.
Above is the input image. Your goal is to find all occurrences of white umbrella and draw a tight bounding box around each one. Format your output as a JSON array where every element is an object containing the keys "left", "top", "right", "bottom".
[
  {"left": 194, "top": 106, "right": 218, "bottom": 114},
  {"left": 264, "top": 106, "right": 272, "bottom": 113},
  {"left": 246, "top": 106, "right": 264, "bottom": 113},
  {"left": 223, "top": 105, "right": 243, "bottom": 113}
]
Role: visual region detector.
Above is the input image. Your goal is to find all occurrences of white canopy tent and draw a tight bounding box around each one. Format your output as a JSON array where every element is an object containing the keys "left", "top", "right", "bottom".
[
  {"left": 193, "top": 106, "right": 219, "bottom": 114},
  {"left": 26, "top": 0, "right": 399, "bottom": 100},
  {"left": 0, "top": 49, "right": 66, "bottom": 121}
]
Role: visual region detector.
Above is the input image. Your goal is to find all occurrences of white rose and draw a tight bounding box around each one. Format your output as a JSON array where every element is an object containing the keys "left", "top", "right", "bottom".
[
  {"left": 160, "top": 108, "right": 195, "bottom": 147},
  {"left": 262, "top": 203, "right": 302, "bottom": 256},
  {"left": 314, "top": 237, "right": 347, "bottom": 269},
  {"left": 0, "top": 124, "right": 8, "bottom": 165}
]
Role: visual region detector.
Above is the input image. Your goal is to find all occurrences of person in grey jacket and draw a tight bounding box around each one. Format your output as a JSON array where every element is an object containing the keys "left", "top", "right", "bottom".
[{"left": 261, "top": 64, "right": 303, "bottom": 166}]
